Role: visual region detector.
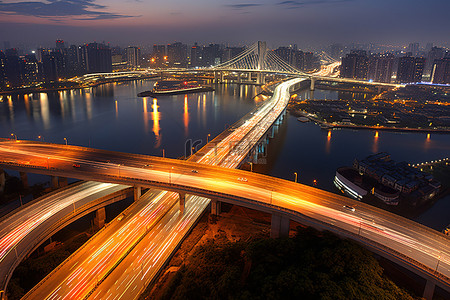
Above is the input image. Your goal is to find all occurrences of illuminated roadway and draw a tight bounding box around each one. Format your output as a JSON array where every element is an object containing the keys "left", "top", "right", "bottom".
[
  {"left": 0, "top": 73, "right": 445, "bottom": 298},
  {"left": 0, "top": 140, "right": 448, "bottom": 299},
  {"left": 0, "top": 181, "right": 131, "bottom": 295},
  {"left": 0, "top": 78, "right": 306, "bottom": 299}
]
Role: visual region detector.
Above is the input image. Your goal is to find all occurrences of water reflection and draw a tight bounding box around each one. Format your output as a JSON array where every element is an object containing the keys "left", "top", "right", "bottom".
[
  {"left": 39, "top": 93, "right": 50, "bottom": 129},
  {"left": 143, "top": 98, "right": 149, "bottom": 134},
  {"left": 152, "top": 98, "right": 161, "bottom": 148},
  {"left": 183, "top": 95, "right": 189, "bottom": 136},
  {"left": 325, "top": 130, "right": 331, "bottom": 154},
  {"left": 372, "top": 131, "right": 379, "bottom": 153}
]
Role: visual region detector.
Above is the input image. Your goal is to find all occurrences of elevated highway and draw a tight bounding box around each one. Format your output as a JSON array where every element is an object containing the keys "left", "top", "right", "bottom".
[
  {"left": 0, "top": 140, "right": 449, "bottom": 298},
  {"left": 0, "top": 181, "right": 131, "bottom": 296},
  {"left": 2, "top": 78, "right": 305, "bottom": 299}
]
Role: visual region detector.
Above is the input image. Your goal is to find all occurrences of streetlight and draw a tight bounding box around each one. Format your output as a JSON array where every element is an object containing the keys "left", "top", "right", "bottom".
[
  {"left": 249, "top": 162, "right": 253, "bottom": 172},
  {"left": 118, "top": 164, "right": 121, "bottom": 177},
  {"left": 64, "top": 137, "right": 68, "bottom": 145},
  {"left": 207, "top": 133, "right": 211, "bottom": 143},
  {"left": 435, "top": 255, "right": 441, "bottom": 273},
  {"left": 38, "top": 135, "right": 44, "bottom": 142},
  {"left": 10, "top": 133, "right": 17, "bottom": 140},
  {"left": 169, "top": 166, "right": 174, "bottom": 184},
  {"left": 294, "top": 172, "right": 298, "bottom": 183},
  {"left": 47, "top": 157, "right": 50, "bottom": 169},
  {"left": 162, "top": 149, "right": 165, "bottom": 158}
]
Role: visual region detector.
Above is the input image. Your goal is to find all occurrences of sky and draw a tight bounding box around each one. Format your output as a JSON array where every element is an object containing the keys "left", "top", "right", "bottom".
[{"left": 0, "top": 0, "right": 449, "bottom": 49}]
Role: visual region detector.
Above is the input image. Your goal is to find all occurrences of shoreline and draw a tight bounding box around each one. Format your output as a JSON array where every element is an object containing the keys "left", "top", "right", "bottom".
[
  {"left": 290, "top": 110, "right": 450, "bottom": 133},
  {"left": 0, "top": 75, "right": 158, "bottom": 96}
]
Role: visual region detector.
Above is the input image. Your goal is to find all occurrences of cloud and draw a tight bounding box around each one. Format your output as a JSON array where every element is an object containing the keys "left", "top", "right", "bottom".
[
  {"left": 224, "top": 3, "right": 263, "bottom": 9},
  {"left": 0, "top": 0, "right": 137, "bottom": 20},
  {"left": 276, "top": 0, "right": 353, "bottom": 8}
]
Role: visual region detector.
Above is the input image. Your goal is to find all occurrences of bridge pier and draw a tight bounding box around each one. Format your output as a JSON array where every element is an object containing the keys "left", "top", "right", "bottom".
[
  {"left": 51, "top": 176, "right": 59, "bottom": 189},
  {"left": 211, "top": 199, "right": 221, "bottom": 215},
  {"left": 310, "top": 77, "right": 316, "bottom": 91},
  {"left": 20, "top": 172, "right": 28, "bottom": 189},
  {"left": 134, "top": 186, "right": 142, "bottom": 201},
  {"left": 94, "top": 207, "right": 106, "bottom": 229},
  {"left": 179, "top": 192, "right": 186, "bottom": 213},
  {"left": 270, "top": 214, "right": 290, "bottom": 238},
  {"left": 256, "top": 73, "right": 265, "bottom": 85},
  {"left": 220, "top": 71, "right": 224, "bottom": 83},
  {"left": 422, "top": 279, "right": 435, "bottom": 300},
  {"left": 0, "top": 168, "right": 5, "bottom": 194}
]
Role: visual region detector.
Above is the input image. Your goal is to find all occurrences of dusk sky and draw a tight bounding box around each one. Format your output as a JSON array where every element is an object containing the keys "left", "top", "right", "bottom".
[{"left": 0, "top": 0, "right": 449, "bottom": 49}]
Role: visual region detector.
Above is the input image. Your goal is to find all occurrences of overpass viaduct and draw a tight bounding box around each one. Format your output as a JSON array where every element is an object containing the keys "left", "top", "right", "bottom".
[{"left": 0, "top": 141, "right": 448, "bottom": 299}]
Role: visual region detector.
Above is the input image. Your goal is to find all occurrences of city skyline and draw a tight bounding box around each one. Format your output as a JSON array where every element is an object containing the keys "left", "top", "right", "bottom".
[{"left": 1, "top": 0, "right": 449, "bottom": 48}]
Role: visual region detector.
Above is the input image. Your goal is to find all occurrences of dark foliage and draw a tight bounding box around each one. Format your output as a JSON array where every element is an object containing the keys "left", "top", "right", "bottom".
[{"left": 158, "top": 227, "right": 414, "bottom": 300}]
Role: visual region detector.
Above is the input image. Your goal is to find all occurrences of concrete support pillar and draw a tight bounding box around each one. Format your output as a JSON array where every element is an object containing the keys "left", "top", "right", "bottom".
[
  {"left": 0, "top": 168, "right": 5, "bottom": 194},
  {"left": 51, "top": 176, "right": 59, "bottom": 189},
  {"left": 422, "top": 280, "right": 435, "bottom": 300},
  {"left": 248, "top": 73, "right": 252, "bottom": 82},
  {"left": 134, "top": 186, "right": 142, "bottom": 202},
  {"left": 237, "top": 73, "right": 242, "bottom": 84},
  {"left": 270, "top": 214, "right": 290, "bottom": 238},
  {"left": 179, "top": 192, "right": 186, "bottom": 213},
  {"left": 19, "top": 172, "right": 28, "bottom": 189},
  {"left": 59, "top": 177, "right": 68, "bottom": 187},
  {"left": 220, "top": 71, "right": 224, "bottom": 83},
  {"left": 213, "top": 71, "right": 218, "bottom": 84},
  {"left": 310, "top": 77, "right": 316, "bottom": 91},
  {"left": 211, "top": 199, "right": 221, "bottom": 215},
  {"left": 256, "top": 73, "right": 262, "bottom": 85},
  {"left": 94, "top": 207, "right": 106, "bottom": 229}
]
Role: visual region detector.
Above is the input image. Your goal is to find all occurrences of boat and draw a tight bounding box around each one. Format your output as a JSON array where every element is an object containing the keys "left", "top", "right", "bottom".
[
  {"left": 138, "top": 80, "right": 214, "bottom": 97},
  {"left": 297, "top": 117, "right": 310, "bottom": 123},
  {"left": 443, "top": 224, "right": 450, "bottom": 236}
]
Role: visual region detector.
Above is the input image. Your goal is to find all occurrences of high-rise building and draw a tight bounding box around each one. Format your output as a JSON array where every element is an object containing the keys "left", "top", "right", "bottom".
[
  {"left": 0, "top": 51, "right": 6, "bottom": 88},
  {"left": 42, "top": 51, "right": 64, "bottom": 82},
  {"left": 190, "top": 43, "right": 203, "bottom": 68},
  {"left": 424, "top": 47, "right": 445, "bottom": 78},
  {"left": 222, "top": 46, "right": 244, "bottom": 64},
  {"left": 4, "top": 49, "right": 22, "bottom": 87},
  {"left": 80, "top": 43, "right": 112, "bottom": 73},
  {"left": 56, "top": 40, "right": 65, "bottom": 51},
  {"left": 126, "top": 46, "right": 141, "bottom": 69},
  {"left": 340, "top": 50, "right": 368, "bottom": 80},
  {"left": 202, "top": 44, "right": 222, "bottom": 67},
  {"left": 20, "top": 54, "right": 39, "bottom": 85},
  {"left": 397, "top": 55, "right": 425, "bottom": 83},
  {"left": 151, "top": 44, "right": 166, "bottom": 67},
  {"left": 167, "top": 42, "right": 187, "bottom": 67},
  {"left": 408, "top": 42, "right": 419, "bottom": 56},
  {"left": 431, "top": 57, "right": 450, "bottom": 84}
]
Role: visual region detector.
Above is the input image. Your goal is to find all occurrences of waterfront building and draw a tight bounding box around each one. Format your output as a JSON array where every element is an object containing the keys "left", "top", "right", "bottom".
[
  {"left": 126, "top": 46, "right": 141, "bottom": 69},
  {"left": 167, "top": 42, "right": 188, "bottom": 68}
]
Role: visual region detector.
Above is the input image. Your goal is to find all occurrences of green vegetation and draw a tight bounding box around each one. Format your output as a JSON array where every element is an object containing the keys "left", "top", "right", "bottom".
[{"left": 157, "top": 227, "right": 414, "bottom": 300}]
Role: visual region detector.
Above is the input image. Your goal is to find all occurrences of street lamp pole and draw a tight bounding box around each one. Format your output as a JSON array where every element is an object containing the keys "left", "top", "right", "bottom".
[
  {"left": 162, "top": 149, "right": 165, "bottom": 158},
  {"left": 435, "top": 255, "right": 441, "bottom": 273},
  {"left": 64, "top": 137, "right": 68, "bottom": 145},
  {"left": 10, "top": 133, "right": 17, "bottom": 140},
  {"left": 169, "top": 167, "right": 174, "bottom": 184},
  {"left": 207, "top": 133, "right": 211, "bottom": 143},
  {"left": 47, "top": 157, "right": 50, "bottom": 169},
  {"left": 250, "top": 162, "right": 253, "bottom": 172},
  {"left": 294, "top": 172, "right": 298, "bottom": 183}
]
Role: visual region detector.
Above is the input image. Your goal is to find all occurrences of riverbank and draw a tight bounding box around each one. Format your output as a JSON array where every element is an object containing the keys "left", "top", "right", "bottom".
[{"left": 0, "top": 75, "right": 158, "bottom": 96}]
